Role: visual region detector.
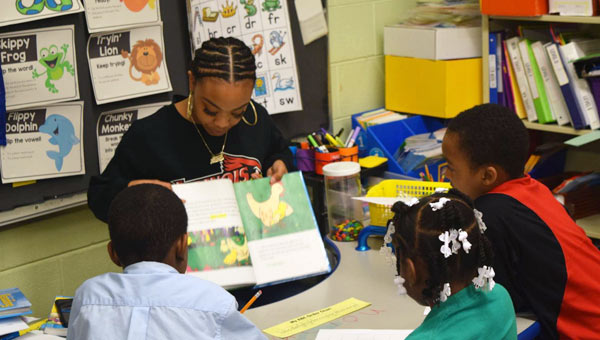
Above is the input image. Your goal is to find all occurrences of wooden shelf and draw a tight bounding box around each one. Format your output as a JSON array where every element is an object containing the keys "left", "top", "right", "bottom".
[
  {"left": 578, "top": 214, "right": 600, "bottom": 239},
  {"left": 522, "top": 121, "right": 593, "bottom": 135},
  {"left": 490, "top": 14, "right": 600, "bottom": 24}
]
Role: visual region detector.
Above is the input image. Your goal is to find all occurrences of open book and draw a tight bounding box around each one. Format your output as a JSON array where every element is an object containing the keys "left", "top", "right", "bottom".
[{"left": 172, "top": 172, "right": 331, "bottom": 288}]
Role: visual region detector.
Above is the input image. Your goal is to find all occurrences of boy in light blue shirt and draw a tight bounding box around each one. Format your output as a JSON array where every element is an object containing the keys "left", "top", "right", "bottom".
[{"left": 67, "top": 184, "right": 266, "bottom": 340}]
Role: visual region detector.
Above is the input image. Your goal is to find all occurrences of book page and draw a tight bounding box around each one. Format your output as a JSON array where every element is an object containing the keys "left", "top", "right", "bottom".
[
  {"left": 173, "top": 180, "right": 256, "bottom": 288},
  {"left": 233, "top": 172, "right": 330, "bottom": 286}
]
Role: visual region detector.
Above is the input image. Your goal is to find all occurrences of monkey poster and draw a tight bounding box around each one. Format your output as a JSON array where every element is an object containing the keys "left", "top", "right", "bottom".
[
  {"left": 87, "top": 23, "right": 172, "bottom": 105},
  {"left": 82, "top": 0, "right": 161, "bottom": 33},
  {"left": 0, "top": 101, "right": 84, "bottom": 184},
  {"left": 0, "top": 25, "right": 80, "bottom": 111},
  {"left": 187, "top": 0, "right": 302, "bottom": 115},
  {"left": 96, "top": 102, "right": 168, "bottom": 173},
  {"left": 0, "top": 0, "right": 84, "bottom": 28}
]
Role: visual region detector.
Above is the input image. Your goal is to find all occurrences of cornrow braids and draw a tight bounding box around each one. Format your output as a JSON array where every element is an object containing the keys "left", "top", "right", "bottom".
[
  {"left": 192, "top": 37, "right": 257, "bottom": 83},
  {"left": 391, "top": 189, "right": 495, "bottom": 305}
]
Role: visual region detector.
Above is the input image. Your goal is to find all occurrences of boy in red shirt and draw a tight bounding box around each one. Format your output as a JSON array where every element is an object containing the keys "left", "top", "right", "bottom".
[{"left": 442, "top": 104, "right": 600, "bottom": 340}]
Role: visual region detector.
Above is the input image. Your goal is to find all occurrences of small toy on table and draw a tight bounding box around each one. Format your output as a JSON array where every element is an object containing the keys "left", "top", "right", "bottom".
[{"left": 331, "top": 219, "right": 364, "bottom": 241}]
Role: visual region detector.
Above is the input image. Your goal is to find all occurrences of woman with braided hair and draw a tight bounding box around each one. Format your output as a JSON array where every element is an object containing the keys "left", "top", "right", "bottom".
[
  {"left": 381, "top": 189, "right": 517, "bottom": 340},
  {"left": 88, "top": 37, "right": 293, "bottom": 222}
]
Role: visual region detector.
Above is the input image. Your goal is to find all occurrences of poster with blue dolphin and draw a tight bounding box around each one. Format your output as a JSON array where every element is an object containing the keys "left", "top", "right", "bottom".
[
  {"left": 0, "top": 101, "right": 84, "bottom": 183},
  {"left": 0, "top": 0, "right": 83, "bottom": 28}
]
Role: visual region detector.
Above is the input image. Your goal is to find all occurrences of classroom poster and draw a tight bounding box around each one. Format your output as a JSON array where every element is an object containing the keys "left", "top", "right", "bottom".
[
  {"left": 0, "top": 0, "right": 83, "bottom": 28},
  {"left": 0, "top": 26, "right": 80, "bottom": 111},
  {"left": 87, "top": 24, "right": 172, "bottom": 105},
  {"left": 96, "top": 102, "right": 167, "bottom": 173},
  {"left": 188, "top": 0, "right": 303, "bottom": 114},
  {"left": 83, "top": 0, "right": 162, "bottom": 33},
  {"left": 0, "top": 101, "right": 85, "bottom": 184}
]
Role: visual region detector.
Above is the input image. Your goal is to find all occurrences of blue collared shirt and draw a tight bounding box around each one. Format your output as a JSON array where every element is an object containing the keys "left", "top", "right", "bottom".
[{"left": 67, "top": 261, "right": 266, "bottom": 340}]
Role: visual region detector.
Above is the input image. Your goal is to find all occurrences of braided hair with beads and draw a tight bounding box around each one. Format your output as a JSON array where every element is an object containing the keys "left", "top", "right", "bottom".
[
  {"left": 192, "top": 37, "right": 257, "bottom": 82},
  {"left": 390, "top": 189, "right": 494, "bottom": 305}
]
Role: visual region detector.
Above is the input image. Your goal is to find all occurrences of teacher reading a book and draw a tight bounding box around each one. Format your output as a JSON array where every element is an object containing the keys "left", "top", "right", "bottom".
[{"left": 88, "top": 37, "right": 293, "bottom": 222}]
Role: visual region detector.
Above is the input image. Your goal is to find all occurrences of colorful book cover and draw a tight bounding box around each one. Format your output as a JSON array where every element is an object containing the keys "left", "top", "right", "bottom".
[
  {"left": 531, "top": 41, "right": 571, "bottom": 126},
  {"left": 489, "top": 32, "right": 498, "bottom": 104},
  {"left": 505, "top": 37, "right": 533, "bottom": 120},
  {"left": 546, "top": 42, "right": 587, "bottom": 129},
  {"left": 520, "top": 39, "right": 556, "bottom": 124},
  {"left": 502, "top": 40, "right": 518, "bottom": 114},
  {"left": 0, "top": 288, "right": 31, "bottom": 319},
  {"left": 40, "top": 296, "right": 71, "bottom": 336}
]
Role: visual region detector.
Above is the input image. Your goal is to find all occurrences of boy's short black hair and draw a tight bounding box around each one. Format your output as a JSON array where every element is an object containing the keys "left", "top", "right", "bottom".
[
  {"left": 448, "top": 104, "right": 529, "bottom": 179},
  {"left": 108, "top": 184, "right": 187, "bottom": 267}
]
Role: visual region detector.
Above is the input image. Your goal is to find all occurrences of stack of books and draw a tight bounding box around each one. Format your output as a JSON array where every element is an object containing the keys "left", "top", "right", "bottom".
[
  {"left": 354, "top": 108, "right": 406, "bottom": 129},
  {"left": 488, "top": 26, "right": 600, "bottom": 130},
  {"left": 0, "top": 288, "right": 32, "bottom": 339}
]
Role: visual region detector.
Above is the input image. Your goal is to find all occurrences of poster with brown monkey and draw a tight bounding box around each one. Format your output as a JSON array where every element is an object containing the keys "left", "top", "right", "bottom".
[{"left": 86, "top": 23, "right": 172, "bottom": 105}]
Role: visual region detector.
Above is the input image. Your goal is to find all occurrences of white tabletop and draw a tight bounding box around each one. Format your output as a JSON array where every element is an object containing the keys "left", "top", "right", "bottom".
[{"left": 245, "top": 238, "right": 535, "bottom": 339}]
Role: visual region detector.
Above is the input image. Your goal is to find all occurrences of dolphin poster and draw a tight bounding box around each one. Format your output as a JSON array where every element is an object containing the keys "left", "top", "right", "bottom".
[
  {"left": 0, "top": 101, "right": 84, "bottom": 184},
  {"left": 0, "top": 0, "right": 83, "bottom": 28},
  {"left": 83, "top": 0, "right": 161, "bottom": 33},
  {"left": 96, "top": 102, "right": 167, "bottom": 173},
  {"left": 0, "top": 25, "right": 80, "bottom": 111}
]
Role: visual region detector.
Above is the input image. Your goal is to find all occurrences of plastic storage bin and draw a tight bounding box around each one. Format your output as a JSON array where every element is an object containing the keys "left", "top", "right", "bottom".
[
  {"left": 366, "top": 179, "right": 452, "bottom": 226},
  {"left": 323, "top": 162, "right": 364, "bottom": 233},
  {"left": 481, "top": 0, "right": 548, "bottom": 16}
]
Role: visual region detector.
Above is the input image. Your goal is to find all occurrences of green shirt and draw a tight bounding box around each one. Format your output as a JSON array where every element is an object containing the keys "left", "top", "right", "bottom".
[{"left": 407, "top": 283, "right": 517, "bottom": 340}]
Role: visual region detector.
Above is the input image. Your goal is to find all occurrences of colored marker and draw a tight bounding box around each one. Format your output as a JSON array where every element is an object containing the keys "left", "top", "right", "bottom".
[
  {"left": 346, "top": 126, "right": 361, "bottom": 148},
  {"left": 309, "top": 133, "right": 328, "bottom": 153},
  {"left": 321, "top": 128, "right": 344, "bottom": 147},
  {"left": 240, "top": 290, "right": 262, "bottom": 313},
  {"left": 343, "top": 130, "right": 354, "bottom": 147}
]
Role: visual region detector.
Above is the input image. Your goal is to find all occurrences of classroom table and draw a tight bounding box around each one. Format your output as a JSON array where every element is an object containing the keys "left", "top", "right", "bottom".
[{"left": 245, "top": 238, "right": 535, "bottom": 339}]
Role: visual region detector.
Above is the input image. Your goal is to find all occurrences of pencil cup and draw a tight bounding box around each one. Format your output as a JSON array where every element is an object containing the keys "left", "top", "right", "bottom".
[
  {"left": 322, "top": 162, "right": 365, "bottom": 240},
  {"left": 296, "top": 149, "right": 315, "bottom": 172},
  {"left": 314, "top": 149, "right": 340, "bottom": 175},
  {"left": 338, "top": 145, "right": 359, "bottom": 163}
]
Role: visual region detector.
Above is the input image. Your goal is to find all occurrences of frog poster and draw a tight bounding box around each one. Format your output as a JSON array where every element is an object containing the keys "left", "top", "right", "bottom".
[
  {"left": 0, "top": 101, "right": 85, "bottom": 184},
  {"left": 187, "top": 0, "right": 302, "bottom": 115},
  {"left": 0, "top": 0, "right": 84, "bottom": 28},
  {"left": 83, "top": 0, "right": 161, "bottom": 33},
  {"left": 0, "top": 25, "right": 80, "bottom": 111},
  {"left": 96, "top": 102, "right": 167, "bottom": 173},
  {"left": 87, "top": 23, "right": 172, "bottom": 105}
]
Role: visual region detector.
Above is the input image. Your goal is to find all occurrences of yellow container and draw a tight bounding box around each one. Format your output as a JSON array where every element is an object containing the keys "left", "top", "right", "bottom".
[
  {"left": 385, "top": 55, "right": 483, "bottom": 119},
  {"left": 366, "top": 179, "right": 452, "bottom": 227}
]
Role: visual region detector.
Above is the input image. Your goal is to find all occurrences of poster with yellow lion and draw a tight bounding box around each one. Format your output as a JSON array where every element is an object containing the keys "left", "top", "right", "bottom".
[{"left": 87, "top": 23, "right": 172, "bottom": 105}]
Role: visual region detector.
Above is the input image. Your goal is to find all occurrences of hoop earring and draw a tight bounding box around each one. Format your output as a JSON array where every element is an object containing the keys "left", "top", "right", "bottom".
[
  {"left": 186, "top": 92, "right": 194, "bottom": 119},
  {"left": 242, "top": 101, "right": 258, "bottom": 126}
]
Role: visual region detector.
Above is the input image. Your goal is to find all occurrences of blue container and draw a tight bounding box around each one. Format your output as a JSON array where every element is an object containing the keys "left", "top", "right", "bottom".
[{"left": 358, "top": 115, "right": 445, "bottom": 179}]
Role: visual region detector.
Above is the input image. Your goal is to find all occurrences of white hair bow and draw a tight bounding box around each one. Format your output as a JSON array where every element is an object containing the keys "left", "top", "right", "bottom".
[
  {"left": 394, "top": 276, "right": 407, "bottom": 295},
  {"left": 440, "top": 283, "right": 451, "bottom": 302},
  {"left": 439, "top": 231, "right": 452, "bottom": 258},
  {"left": 472, "top": 265, "right": 496, "bottom": 291},
  {"left": 474, "top": 209, "right": 487, "bottom": 233},
  {"left": 429, "top": 198, "right": 451, "bottom": 211}
]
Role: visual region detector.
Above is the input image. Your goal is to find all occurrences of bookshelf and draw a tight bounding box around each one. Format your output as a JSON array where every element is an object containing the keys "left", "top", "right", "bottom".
[{"left": 481, "top": 14, "right": 600, "bottom": 239}]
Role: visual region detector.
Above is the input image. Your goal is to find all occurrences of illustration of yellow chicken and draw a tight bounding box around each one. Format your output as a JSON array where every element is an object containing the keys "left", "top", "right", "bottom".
[
  {"left": 246, "top": 182, "right": 293, "bottom": 227},
  {"left": 220, "top": 227, "right": 250, "bottom": 266}
]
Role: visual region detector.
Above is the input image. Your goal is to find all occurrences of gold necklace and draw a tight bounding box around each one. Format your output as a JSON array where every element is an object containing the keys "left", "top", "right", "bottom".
[{"left": 189, "top": 111, "right": 228, "bottom": 165}]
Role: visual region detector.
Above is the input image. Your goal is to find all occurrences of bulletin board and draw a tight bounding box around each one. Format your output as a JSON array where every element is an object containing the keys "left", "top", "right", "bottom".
[{"left": 0, "top": 0, "right": 328, "bottom": 223}]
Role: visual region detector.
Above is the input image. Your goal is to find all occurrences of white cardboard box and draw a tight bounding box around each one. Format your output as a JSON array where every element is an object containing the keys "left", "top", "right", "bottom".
[
  {"left": 384, "top": 25, "right": 482, "bottom": 60},
  {"left": 550, "top": 0, "right": 597, "bottom": 16}
]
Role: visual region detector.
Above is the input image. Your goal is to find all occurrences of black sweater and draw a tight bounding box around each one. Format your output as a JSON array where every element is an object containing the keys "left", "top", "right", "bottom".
[{"left": 88, "top": 100, "right": 293, "bottom": 222}]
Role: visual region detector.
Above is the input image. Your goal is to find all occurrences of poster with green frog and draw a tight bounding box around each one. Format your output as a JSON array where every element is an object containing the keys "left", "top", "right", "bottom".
[{"left": 0, "top": 25, "right": 79, "bottom": 111}]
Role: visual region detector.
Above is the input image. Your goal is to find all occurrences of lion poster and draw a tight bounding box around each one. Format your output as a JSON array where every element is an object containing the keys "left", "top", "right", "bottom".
[
  {"left": 87, "top": 23, "right": 172, "bottom": 105},
  {"left": 82, "top": 0, "right": 161, "bottom": 33}
]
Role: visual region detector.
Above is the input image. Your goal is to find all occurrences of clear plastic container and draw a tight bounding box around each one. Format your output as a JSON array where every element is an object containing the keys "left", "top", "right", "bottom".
[{"left": 322, "top": 162, "right": 364, "bottom": 239}]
